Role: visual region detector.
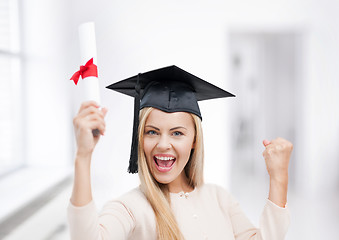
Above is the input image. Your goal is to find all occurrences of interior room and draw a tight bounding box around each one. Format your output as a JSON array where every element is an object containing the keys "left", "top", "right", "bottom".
[{"left": 0, "top": 0, "right": 338, "bottom": 239}]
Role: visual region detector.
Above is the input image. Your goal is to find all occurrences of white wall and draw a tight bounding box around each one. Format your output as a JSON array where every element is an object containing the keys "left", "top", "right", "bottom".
[{"left": 22, "top": 0, "right": 74, "bottom": 167}]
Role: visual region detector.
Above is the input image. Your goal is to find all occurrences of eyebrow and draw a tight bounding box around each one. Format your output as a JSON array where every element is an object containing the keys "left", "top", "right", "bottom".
[{"left": 145, "top": 125, "right": 187, "bottom": 131}]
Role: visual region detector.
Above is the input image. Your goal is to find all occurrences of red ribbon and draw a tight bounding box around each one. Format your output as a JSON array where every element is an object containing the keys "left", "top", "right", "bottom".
[{"left": 70, "top": 58, "right": 98, "bottom": 85}]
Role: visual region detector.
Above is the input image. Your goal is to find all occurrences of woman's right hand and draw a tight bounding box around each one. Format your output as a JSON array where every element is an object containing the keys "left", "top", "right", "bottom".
[{"left": 73, "top": 101, "right": 108, "bottom": 158}]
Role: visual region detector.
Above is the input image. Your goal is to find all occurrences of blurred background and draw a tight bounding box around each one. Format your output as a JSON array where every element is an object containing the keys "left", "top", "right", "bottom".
[{"left": 0, "top": 0, "right": 338, "bottom": 239}]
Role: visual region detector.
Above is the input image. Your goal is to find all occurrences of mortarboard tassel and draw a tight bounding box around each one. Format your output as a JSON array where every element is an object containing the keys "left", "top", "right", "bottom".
[{"left": 128, "top": 73, "right": 141, "bottom": 173}]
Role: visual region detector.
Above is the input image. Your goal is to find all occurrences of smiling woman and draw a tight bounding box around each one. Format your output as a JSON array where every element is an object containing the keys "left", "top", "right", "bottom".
[
  {"left": 68, "top": 65, "right": 292, "bottom": 240},
  {"left": 143, "top": 109, "right": 196, "bottom": 186},
  {"left": 137, "top": 107, "right": 202, "bottom": 239}
]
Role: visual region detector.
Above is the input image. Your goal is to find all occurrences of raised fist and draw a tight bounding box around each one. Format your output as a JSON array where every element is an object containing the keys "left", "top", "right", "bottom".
[{"left": 262, "top": 138, "right": 293, "bottom": 182}]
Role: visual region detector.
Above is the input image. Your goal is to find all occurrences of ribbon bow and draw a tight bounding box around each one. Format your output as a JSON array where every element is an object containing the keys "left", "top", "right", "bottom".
[{"left": 70, "top": 58, "right": 98, "bottom": 85}]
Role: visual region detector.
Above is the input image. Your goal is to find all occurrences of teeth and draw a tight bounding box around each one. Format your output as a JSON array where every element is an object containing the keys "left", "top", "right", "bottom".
[{"left": 155, "top": 156, "right": 175, "bottom": 161}]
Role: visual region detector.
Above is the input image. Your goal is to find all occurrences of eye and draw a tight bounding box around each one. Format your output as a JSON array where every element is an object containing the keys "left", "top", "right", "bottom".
[
  {"left": 146, "top": 130, "right": 158, "bottom": 135},
  {"left": 172, "top": 131, "right": 183, "bottom": 136}
]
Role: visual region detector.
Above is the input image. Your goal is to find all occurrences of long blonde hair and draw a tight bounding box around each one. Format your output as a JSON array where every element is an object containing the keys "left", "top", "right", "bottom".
[{"left": 137, "top": 107, "right": 204, "bottom": 240}]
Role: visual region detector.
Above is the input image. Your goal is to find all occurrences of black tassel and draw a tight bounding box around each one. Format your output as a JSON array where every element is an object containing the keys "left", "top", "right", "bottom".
[{"left": 128, "top": 74, "right": 141, "bottom": 173}]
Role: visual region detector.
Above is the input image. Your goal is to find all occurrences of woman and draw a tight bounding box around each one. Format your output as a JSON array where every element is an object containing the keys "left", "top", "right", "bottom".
[{"left": 68, "top": 66, "right": 292, "bottom": 240}]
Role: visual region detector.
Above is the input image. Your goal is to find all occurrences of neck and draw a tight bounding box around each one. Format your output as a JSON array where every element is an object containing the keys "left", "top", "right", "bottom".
[{"left": 167, "top": 172, "right": 194, "bottom": 193}]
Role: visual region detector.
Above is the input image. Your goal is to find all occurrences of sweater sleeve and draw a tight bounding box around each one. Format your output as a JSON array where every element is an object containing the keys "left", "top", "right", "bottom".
[
  {"left": 67, "top": 200, "right": 135, "bottom": 240},
  {"left": 258, "top": 199, "right": 290, "bottom": 240},
  {"left": 217, "top": 186, "right": 290, "bottom": 240}
]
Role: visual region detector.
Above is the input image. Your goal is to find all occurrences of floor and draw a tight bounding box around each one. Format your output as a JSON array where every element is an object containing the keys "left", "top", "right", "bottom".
[{"left": 1, "top": 179, "right": 72, "bottom": 240}]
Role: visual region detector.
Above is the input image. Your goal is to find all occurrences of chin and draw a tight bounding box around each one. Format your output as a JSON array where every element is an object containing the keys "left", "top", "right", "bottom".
[{"left": 153, "top": 173, "right": 175, "bottom": 185}]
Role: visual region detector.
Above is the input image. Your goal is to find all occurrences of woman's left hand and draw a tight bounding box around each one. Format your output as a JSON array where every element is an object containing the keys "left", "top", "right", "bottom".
[{"left": 262, "top": 138, "right": 293, "bottom": 182}]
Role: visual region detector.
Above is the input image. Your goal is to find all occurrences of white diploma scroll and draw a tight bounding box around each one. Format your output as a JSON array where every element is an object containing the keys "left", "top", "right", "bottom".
[{"left": 78, "top": 22, "right": 101, "bottom": 105}]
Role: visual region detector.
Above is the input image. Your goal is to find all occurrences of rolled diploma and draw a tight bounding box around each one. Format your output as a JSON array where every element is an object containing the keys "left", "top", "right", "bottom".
[{"left": 78, "top": 22, "right": 101, "bottom": 105}]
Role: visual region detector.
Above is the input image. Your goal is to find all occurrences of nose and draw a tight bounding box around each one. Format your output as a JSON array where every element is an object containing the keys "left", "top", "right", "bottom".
[{"left": 156, "top": 135, "right": 171, "bottom": 150}]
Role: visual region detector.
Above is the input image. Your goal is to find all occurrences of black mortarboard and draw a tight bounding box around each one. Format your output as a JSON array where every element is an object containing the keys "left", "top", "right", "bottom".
[{"left": 106, "top": 65, "right": 235, "bottom": 173}]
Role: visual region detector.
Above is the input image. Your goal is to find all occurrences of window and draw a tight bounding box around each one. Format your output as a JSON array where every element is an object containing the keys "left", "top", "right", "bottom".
[{"left": 0, "top": 0, "right": 23, "bottom": 176}]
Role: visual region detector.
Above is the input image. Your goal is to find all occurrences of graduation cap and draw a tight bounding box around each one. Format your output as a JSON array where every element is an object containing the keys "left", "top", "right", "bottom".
[{"left": 106, "top": 65, "right": 235, "bottom": 173}]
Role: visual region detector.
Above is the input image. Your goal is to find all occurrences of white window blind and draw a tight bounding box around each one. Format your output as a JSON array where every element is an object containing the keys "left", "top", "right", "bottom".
[{"left": 0, "top": 0, "right": 22, "bottom": 176}]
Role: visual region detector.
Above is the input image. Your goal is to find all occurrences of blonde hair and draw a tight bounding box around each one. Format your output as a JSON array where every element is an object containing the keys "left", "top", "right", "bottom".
[{"left": 137, "top": 107, "right": 204, "bottom": 240}]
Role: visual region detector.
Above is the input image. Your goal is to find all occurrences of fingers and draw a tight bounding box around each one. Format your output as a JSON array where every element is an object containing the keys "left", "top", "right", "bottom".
[
  {"left": 78, "top": 107, "right": 105, "bottom": 121},
  {"left": 89, "top": 122, "right": 106, "bottom": 136},
  {"left": 86, "top": 115, "right": 106, "bottom": 133},
  {"left": 262, "top": 137, "right": 293, "bottom": 181},
  {"left": 266, "top": 138, "right": 293, "bottom": 150},
  {"left": 78, "top": 101, "right": 100, "bottom": 114},
  {"left": 74, "top": 102, "right": 108, "bottom": 136},
  {"left": 262, "top": 137, "right": 293, "bottom": 157},
  {"left": 263, "top": 137, "right": 292, "bottom": 147},
  {"left": 263, "top": 139, "right": 271, "bottom": 147},
  {"left": 101, "top": 107, "right": 108, "bottom": 117}
]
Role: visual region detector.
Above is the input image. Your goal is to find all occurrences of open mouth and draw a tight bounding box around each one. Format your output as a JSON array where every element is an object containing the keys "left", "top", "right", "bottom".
[{"left": 153, "top": 155, "right": 176, "bottom": 172}]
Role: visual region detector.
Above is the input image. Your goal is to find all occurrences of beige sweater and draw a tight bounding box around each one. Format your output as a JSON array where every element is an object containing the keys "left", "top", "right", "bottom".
[{"left": 67, "top": 183, "right": 290, "bottom": 240}]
